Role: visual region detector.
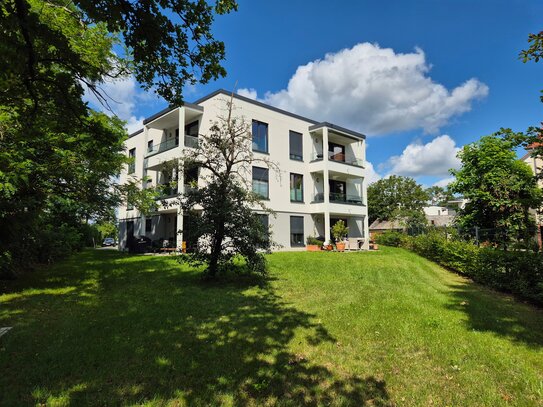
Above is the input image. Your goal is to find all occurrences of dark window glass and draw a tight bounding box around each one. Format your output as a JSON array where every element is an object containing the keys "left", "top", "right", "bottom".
[
  {"left": 185, "top": 121, "right": 199, "bottom": 137},
  {"left": 147, "top": 140, "right": 153, "bottom": 152},
  {"left": 258, "top": 214, "right": 269, "bottom": 232},
  {"left": 252, "top": 120, "right": 269, "bottom": 153},
  {"left": 328, "top": 142, "right": 345, "bottom": 162},
  {"left": 290, "top": 173, "right": 303, "bottom": 202},
  {"left": 329, "top": 180, "right": 346, "bottom": 202},
  {"left": 175, "top": 128, "right": 179, "bottom": 146},
  {"left": 145, "top": 218, "right": 152, "bottom": 233},
  {"left": 289, "top": 131, "right": 303, "bottom": 161},
  {"left": 252, "top": 166, "right": 269, "bottom": 199},
  {"left": 184, "top": 166, "right": 198, "bottom": 187},
  {"left": 128, "top": 148, "right": 136, "bottom": 173},
  {"left": 290, "top": 216, "right": 304, "bottom": 247}
]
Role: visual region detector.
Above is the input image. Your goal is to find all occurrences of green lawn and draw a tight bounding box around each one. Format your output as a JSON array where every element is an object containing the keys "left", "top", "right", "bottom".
[{"left": 1, "top": 248, "right": 542, "bottom": 406}]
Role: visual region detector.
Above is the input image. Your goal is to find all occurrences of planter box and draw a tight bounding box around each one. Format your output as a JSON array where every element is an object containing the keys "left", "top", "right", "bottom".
[{"left": 306, "top": 245, "right": 321, "bottom": 252}]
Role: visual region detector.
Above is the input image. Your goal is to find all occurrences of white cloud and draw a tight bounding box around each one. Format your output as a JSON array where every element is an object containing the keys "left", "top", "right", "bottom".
[
  {"left": 237, "top": 87, "right": 258, "bottom": 100},
  {"left": 84, "top": 76, "right": 150, "bottom": 134},
  {"left": 365, "top": 161, "right": 382, "bottom": 184},
  {"left": 386, "top": 135, "right": 461, "bottom": 177},
  {"left": 244, "top": 43, "right": 488, "bottom": 135},
  {"left": 433, "top": 176, "right": 456, "bottom": 188}
]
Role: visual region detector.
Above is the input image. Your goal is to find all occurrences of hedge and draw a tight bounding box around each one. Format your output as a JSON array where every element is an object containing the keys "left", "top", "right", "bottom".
[{"left": 394, "top": 231, "right": 543, "bottom": 305}]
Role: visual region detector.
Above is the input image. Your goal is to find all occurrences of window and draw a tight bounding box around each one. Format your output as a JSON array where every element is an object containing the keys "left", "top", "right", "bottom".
[
  {"left": 290, "top": 173, "right": 304, "bottom": 202},
  {"left": 145, "top": 218, "right": 152, "bottom": 233},
  {"left": 328, "top": 142, "right": 345, "bottom": 162},
  {"left": 290, "top": 216, "right": 304, "bottom": 247},
  {"left": 185, "top": 121, "right": 199, "bottom": 137},
  {"left": 128, "top": 148, "right": 136, "bottom": 173},
  {"left": 252, "top": 120, "right": 268, "bottom": 153},
  {"left": 289, "top": 131, "right": 303, "bottom": 161},
  {"left": 258, "top": 214, "right": 269, "bottom": 232},
  {"left": 175, "top": 128, "right": 180, "bottom": 146},
  {"left": 252, "top": 166, "right": 269, "bottom": 199},
  {"left": 329, "top": 180, "right": 346, "bottom": 202},
  {"left": 184, "top": 166, "right": 198, "bottom": 188},
  {"left": 147, "top": 140, "right": 153, "bottom": 153}
]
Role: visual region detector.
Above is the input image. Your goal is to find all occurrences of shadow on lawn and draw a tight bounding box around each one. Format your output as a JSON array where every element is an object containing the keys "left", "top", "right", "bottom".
[
  {"left": 446, "top": 281, "right": 543, "bottom": 348},
  {"left": 1, "top": 250, "right": 391, "bottom": 406}
]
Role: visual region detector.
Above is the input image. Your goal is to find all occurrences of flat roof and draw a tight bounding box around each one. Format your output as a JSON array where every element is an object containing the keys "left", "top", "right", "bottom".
[{"left": 129, "top": 89, "right": 366, "bottom": 140}]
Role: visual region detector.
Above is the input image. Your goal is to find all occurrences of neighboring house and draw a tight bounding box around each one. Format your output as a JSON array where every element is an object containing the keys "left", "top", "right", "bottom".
[
  {"left": 118, "top": 89, "right": 369, "bottom": 251},
  {"left": 369, "top": 205, "right": 456, "bottom": 235}
]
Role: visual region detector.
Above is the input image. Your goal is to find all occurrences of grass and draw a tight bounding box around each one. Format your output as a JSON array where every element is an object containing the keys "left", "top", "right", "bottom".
[{"left": 0, "top": 247, "right": 542, "bottom": 406}]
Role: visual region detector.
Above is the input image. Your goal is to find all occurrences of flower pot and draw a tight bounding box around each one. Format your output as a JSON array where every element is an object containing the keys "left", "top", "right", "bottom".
[
  {"left": 324, "top": 244, "right": 334, "bottom": 251},
  {"left": 306, "top": 245, "right": 320, "bottom": 252},
  {"left": 336, "top": 242, "right": 346, "bottom": 252}
]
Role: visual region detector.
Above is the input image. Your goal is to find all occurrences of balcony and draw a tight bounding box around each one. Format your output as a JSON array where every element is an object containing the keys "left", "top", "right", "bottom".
[
  {"left": 312, "top": 192, "right": 364, "bottom": 206},
  {"left": 310, "top": 152, "right": 364, "bottom": 167},
  {"left": 156, "top": 185, "right": 178, "bottom": 200},
  {"left": 184, "top": 134, "right": 199, "bottom": 149},
  {"left": 146, "top": 138, "right": 179, "bottom": 157}
]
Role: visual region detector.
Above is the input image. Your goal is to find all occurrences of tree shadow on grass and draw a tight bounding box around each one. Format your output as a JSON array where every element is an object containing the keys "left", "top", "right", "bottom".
[
  {"left": 445, "top": 281, "right": 543, "bottom": 349},
  {"left": 0, "top": 250, "right": 391, "bottom": 406}
]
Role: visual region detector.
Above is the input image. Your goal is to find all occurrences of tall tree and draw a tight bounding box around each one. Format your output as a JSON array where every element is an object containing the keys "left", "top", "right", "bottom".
[
  {"left": 450, "top": 133, "right": 542, "bottom": 242},
  {"left": 0, "top": 0, "right": 237, "bottom": 276},
  {"left": 170, "top": 99, "right": 278, "bottom": 277},
  {"left": 367, "top": 175, "right": 428, "bottom": 223}
]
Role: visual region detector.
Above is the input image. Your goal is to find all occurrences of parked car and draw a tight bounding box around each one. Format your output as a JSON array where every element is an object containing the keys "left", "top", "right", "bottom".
[{"left": 102, "top": 237, "right": 115, "bottom": 247}]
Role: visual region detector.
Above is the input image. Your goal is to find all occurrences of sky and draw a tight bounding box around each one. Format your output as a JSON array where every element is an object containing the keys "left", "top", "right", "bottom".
[{"left": 86, "top": 0, "right": 543, "bottom": 188}]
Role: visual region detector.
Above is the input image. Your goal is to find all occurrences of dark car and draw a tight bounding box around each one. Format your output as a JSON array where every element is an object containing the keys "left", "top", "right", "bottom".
[{"left": 102, "top": 237, "right": 115, "bottom": 247}]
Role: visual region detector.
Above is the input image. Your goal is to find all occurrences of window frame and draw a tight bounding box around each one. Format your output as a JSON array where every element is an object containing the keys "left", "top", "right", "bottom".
[
  {"left": 290, "top": 216, "right": 305, "bottom": 247},
  {"left": 252, "top": 120, "right": 269, "bottom": 153},
  {"left": 289, "top": 130, "right": 303, "bottom": 161},
  {"left": 290, "top": 173, "right": 304, "bottom": 203},
  {"left": 252, "top": 166, "right": 269, "bottom": 199}
]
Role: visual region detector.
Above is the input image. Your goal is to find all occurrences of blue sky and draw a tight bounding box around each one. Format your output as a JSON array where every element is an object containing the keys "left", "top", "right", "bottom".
[{"left": 88, "top": 0, "right": 543, "bottom": 187}]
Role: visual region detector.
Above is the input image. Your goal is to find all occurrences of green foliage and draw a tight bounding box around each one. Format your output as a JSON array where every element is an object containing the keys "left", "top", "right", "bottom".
[
  {"left": 306, "top": 236, "right": 324, "bottom": 246},
  {"left": 425, "top": 185, "right": 455, "bottom": 206},
  {"left": 374, "top": 231, "right": 405, "bottom": 247},
  {"left": 177, "top": 100, "right": 277, "bottom": 277},
  {"left": 450, "top": 132, "right": 542, "bottom": 244},
  {"left": 331, "top": 220, "right": 348, "bottom": 242},
  {"left": 367, "top": 175, "right": 428, "bottom": 223},
  {"left": 520, "top": 30, "right": 543, "bottom": 102},
  {"left": 401, "top": 231, "right": 543, "bottom": 305}
]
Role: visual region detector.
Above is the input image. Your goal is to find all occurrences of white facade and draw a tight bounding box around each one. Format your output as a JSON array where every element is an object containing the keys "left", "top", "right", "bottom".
[{"left": 118, "top": 90, "right": 369, "bottom": 251}]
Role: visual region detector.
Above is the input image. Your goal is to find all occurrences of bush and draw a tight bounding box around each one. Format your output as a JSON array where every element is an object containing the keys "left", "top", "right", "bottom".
[
  {"left": 306, "top": 236, "right": 324, "bottom": 246},
  {"left": 374, "top": 231, "right": 404, "bottom": 247},
  {"left": 400, "top": 231, "right": 543, "bottom": 305}
]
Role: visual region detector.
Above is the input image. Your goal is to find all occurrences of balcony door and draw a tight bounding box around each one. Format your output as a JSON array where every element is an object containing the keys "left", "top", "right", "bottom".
[
  {"left": 329, "top": 180, "right": 346, "bottom": 202},
  {"left": 328, "top": 142, "right": 345, "bottom": 162}
]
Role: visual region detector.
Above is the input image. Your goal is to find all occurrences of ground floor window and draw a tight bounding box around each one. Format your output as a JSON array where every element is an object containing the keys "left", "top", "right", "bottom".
[
  {"left": 290, "top": 216, "right": 304, "bottom": 247},
  {"left": 145, "top": 218, "right": 152, "bottom": 233}
]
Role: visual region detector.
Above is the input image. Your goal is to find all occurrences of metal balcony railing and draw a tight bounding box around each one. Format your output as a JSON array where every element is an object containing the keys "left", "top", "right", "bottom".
[
  {"left": 184, "top": 134, "right": 199, "bottom": 148},
  {"left": 310, "top": 152, "right": 364, "bottom": 167},
  {"left": 146, "top": 138, "right": 179, "bottom": 157},
  {"left": 312, "top": 192, "right": 364, "bottom": 205}
]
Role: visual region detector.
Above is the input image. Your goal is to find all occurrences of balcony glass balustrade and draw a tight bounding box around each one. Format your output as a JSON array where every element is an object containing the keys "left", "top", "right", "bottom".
[{"left": 312, "top": 192, "right": 363, "bottom": 205}]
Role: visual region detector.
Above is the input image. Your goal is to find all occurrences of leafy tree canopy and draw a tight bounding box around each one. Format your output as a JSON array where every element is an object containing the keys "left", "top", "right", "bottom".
[
  {"left": 449, "top": 131, "right": 543, "bottom": 242},
  {"left": 425, "top": 185, "right": 455, "bottom": 206},
  {"left": 367, "top": 175, "right": 428, "bottom": 223}
]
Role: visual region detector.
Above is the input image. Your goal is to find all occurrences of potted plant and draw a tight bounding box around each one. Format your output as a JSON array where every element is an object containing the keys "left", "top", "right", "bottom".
[
  {"left": 306, "top": 236, "right": 323, "bottom": 251},
  {"left": 332, "top": 220, "right": 349, "bottom": 252}
]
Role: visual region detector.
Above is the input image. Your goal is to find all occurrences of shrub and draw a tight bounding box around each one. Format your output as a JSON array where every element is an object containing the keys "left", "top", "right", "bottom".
[
  {"left": 374, "top": 231, "right": 404, "bottom": 247},
  {"left": 306, "top": 236, "right": 324, "bottom": 246},
  {"left": 400, "top": 231, "right": 543, "bottom": 305}
]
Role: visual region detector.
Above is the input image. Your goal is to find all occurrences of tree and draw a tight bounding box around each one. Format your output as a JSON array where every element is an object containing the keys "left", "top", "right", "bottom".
[
  {"left": 172, "top": 98, "right": 278, "bottom": 277},
  {"left": 450, "top": 132, "right": 543, "bottom": 243},
  {"left": 0, "top": 0, "right": 237, "bottom": 276},
  {"left": 520, "top": 30, "right": 543, "bottom": 102},
  {"left": 425, "top": 185, "right": 455, "bottom": 206},
  {"left": 367, "top": 175, "right": 428, "bottom": 223}
]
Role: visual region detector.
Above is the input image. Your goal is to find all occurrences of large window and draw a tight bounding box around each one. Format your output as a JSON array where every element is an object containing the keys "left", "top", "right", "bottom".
[
  {"left": 290, "top": 216, "right": 304, "bottom": 247},
  {"left": 329, "top": 180, "right": 346, "bottom": 202},
  {"left": 147, "top": 140, "right": 153, "bottom": 153},
  {"left": 252, "top": 166, "right": 269, "bottom": 199},
  {"left": 252, "top": 120, "right": 269, "bottom": 153},
  {"left": 145, "top": 218, "right": 152, "bottom": 233},
  {"left": 128, "top": 148, "right": 136, "bottom": 174},
  {"left": 328, "top": 142, "right": 345, "bottom": 162},
  {"left": 184, "top": 166, "right": 198, "bottom": 189},
  {"left": 257, "top": 214, "right": 269, "bottom": 246},
  {"left": 290, "top": 173, "right": 304, "bottom": 202},
  {"left": 185, "top": 121, "right": 199, "bottom": 137},
  {"left": 289, "top": 131, "right": 303, "bottom": 161}
]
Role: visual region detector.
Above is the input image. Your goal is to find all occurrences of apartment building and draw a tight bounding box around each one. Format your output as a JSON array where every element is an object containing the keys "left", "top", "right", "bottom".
[{"left": 118, "top": 89, "right": 369, "bottom": 251}]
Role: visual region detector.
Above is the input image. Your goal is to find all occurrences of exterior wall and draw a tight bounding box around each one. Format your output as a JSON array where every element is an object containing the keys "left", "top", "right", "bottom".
[{"left": 118, "top": 90, "right": 369, "bottom": 251}]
